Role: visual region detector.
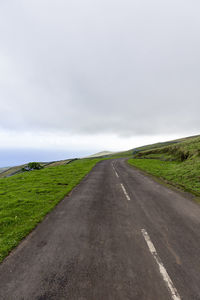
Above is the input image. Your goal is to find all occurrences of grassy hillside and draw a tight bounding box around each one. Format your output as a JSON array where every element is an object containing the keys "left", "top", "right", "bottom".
[
  {"left": 44, "top": 159, "right": 71, "bottom": 167},
  {"left": 108, "top": 137, "right": 186, "bottom": 159},
  {"left": 0, "top": 159, "right": 75, "bottom": 179},
  {"left": 0, "top": 158, "right": 101, "bottom": 262},
  {"left": 108, "top": 134, "right": 200, "bottom": 159},
  {"left": 128, "top": 135, "right": 200, "bottom": 198},
  {"left": 133, "top": 135, "right": 200, "bottom": 161},
  {"left": 0, "top": 167, "right": 10, "bottom": 174},
  {"left": 86, "top": 151, "right": 115, "bottom": 158}
]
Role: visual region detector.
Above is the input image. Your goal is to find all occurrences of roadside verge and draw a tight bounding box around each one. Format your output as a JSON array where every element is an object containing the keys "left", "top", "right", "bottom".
[
  {"left": 0, "top": 158, "right": 101, "bottom": 262},
  {"left": 127, "top": 158, "right": 200, "bottom": 204}
]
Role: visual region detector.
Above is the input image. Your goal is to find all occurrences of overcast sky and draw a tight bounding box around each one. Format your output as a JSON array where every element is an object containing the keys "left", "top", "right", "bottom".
[{"left": 0, "top": 0, "right": 200, "bottom": 166}]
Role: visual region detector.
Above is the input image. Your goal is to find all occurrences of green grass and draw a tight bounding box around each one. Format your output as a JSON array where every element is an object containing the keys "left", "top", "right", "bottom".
[
  {"left": 128, "top": 135, "right": 200, "bottom": 199},
  {"left": 134, "top": 135, "right": 200, "bottom": 161},
  {"left": 107, "top": 136, "right": 197, "bottom": 159},
  {"left": 128, "top": 158, "right": 200, "bottom": 198},
  {"left": 0, "top": 158, "right": 101, "bottom": 262}
]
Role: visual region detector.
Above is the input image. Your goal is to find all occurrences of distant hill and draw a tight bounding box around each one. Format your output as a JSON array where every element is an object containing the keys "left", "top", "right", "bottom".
[{"left": 86, "top": 151, "right": 115, "bottom": 158}]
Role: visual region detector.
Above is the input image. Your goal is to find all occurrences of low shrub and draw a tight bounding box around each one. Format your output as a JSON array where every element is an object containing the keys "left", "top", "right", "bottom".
[{"left": 22, "top": 162, "right": 43, "bottom": 172}]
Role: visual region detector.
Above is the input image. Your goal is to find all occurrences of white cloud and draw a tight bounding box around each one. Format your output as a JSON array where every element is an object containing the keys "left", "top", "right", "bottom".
[
  {"left": 0, "top": 0, "right": 199, "bottom": 162},
  {"left": 0, "top": 129, "right": 195, "bottom": 155}
]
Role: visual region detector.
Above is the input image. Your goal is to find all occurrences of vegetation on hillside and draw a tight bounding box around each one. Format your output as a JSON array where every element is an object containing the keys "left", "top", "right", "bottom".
[
  {"left": 128, "top": 135, "right": 200, "bottom": 198},
  {"left": 22, "top": 162, "right": 44, "bottom": 171},
  {"left": 134, "top": 135, "right": 200, "bottom": 161},
  {"left": 109, "top": 134, "right": 200, "bottom": 159},
  {"left": 0, "top": 158, "right": 101, "bottom": 262},
  {"left": 0, "top": 159, "right": 74, "bottom": 179}
]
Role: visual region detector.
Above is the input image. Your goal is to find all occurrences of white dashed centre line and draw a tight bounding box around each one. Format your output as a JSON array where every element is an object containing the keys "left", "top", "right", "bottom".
[
  {"left": 141, "top": 229, "right": 181, "bottom": 300},
  {"left": 112, "top": 165, "right": 119, "bottom": 178},
  {"left": 115, "top": 170, "right": 119, "bottom": 178},
  {"left": 120, "top": 183, "right": 131, "bottom": 201}
]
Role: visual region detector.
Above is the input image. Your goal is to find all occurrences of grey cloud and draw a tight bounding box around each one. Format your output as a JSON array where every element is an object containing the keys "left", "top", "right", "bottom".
[{"left": 0, "top": 0, "right": 200, "bottom": 137}]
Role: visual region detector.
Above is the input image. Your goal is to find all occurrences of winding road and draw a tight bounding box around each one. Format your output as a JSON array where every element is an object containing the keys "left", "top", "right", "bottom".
[{"left": 0, "top": 159, "right": 200, "bottom": 299}]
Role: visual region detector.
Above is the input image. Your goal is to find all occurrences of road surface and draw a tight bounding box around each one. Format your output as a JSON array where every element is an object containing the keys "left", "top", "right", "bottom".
[{"left": 0, "top": 158, "right": 200, "bottom": 299}]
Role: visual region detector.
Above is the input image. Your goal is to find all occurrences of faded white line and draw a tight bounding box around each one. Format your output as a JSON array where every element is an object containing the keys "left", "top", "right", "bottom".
[
  {"left": 141, "top": 229, "right": 181, "bottom": 300},
  {"left": 120, "top": 183, "right": 131, "bottom": 201},
  {"left": 115, "top": 171, "right": 119, "bottom": 178},
  {"left": 112, "top": 165, "right": 119, "bottom": 178}
]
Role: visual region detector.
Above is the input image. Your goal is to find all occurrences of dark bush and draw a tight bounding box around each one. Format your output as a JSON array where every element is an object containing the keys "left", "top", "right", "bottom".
[
  {"left": 22, "top": 162, "right": 43, "bottom": 172},
  {"left": 177, "top": 151, "right": 189, "bottom": 162}
]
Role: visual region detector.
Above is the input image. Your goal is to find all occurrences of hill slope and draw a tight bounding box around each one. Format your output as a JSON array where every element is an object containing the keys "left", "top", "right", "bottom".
[
  {"left": 128, "top": 135, "right": 200, "bottom": 199},
  {"left": 86, "top": 151, "right": 115, "bottom": 158},
  {"left": 109, "top": 134, "right": 200, "bottom": 159},
  {"left": 0, "top": 159, "right": 74, "bottom": 178}
]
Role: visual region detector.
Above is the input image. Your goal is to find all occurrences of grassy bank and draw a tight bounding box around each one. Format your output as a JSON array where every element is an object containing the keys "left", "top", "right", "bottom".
[
  {"left": 128, "top": 136, "right": 200, "bottom": 199},
  {"left": 128, "top": 158, "right": 200, "bottom": 197},
  {"left": 0, "top": 158, "right": 100, "bottom": 262}
]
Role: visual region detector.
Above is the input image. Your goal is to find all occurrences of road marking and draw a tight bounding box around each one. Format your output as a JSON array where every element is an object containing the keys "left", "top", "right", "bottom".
[
  {"left": 141, "top": 229, "right": 181, "bottom": 300},
  {"left": 120, "top": 183, "right": 131, "bottom": 201},
  {"left": 115, "top": 170, "right": 119, "bottom": 178},
  {"left": 112, "top": 165, "right": 119, "bottom": 178}
]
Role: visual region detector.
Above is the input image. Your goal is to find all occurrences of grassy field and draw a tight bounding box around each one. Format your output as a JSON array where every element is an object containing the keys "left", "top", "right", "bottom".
[
  {"left": 0, "top": 159, "right": 74, "bottom": 179},
  {"left": 0, "top": 158, "right": 101, "bottom": 262},
  {"left": 44, "top": 159, "right": 71, "bottom": 167},
  {"left": 128, "top": 135, "right": 200, "bottom": 199}
]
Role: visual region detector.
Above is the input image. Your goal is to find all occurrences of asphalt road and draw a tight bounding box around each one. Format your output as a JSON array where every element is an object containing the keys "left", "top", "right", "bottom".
[{"left": 0, "top": 158, "right": 200, "bottom": 300}]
